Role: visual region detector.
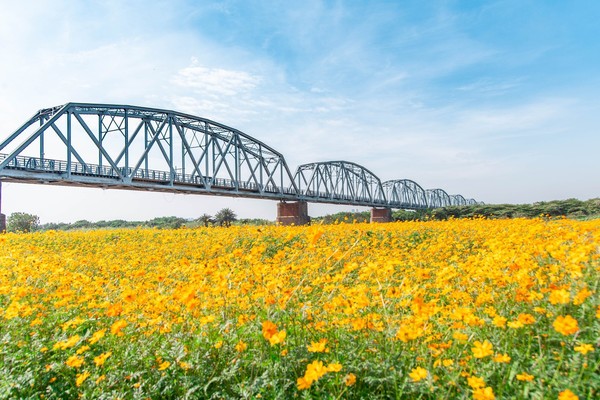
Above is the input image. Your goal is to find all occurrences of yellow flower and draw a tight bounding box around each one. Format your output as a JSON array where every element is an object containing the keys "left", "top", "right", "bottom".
[
  {"left": 235, "top": 340, "right": 247, "bottom": 352},
  {"left": 75, "top": 371, "right": 90, "bottom": 387},
  {"left": 553, "top": 315, "right": 579, "bottom": 336},
  {"left": 507, "top": 320, "right": 524, "bottom": 329},
  {"left": 516, "top": 372, "right": 534, "bottom": 381},
  {"left": 53, "top": 335, "right": 80, "bottom": 350},
  {"left": 467, "top": 376, "right": 485, "bottom": 389},
  {"left": 88, "top": 329, "right": 106, "bottom": 344},
  {"left": 472, "top": 340, "right": 494, "bottom": 358},
  {"left": 573, "top": 288, "right": 592, "bottom": 305},
  {"left": 344, "top": 373, "right": 357, "bottom": 387},
  {"left": 517, "top": 313, "right": 535, "bottom": 325},
  {"left": 94, "top": 352, "right": 112, "bottom": 367},
  {"left": 558, "top": 389, "right": 579, "bottom": 400},
  {"left": 442, "top": 359, "right": 454, "bottom": 367},
  {"left": 573, "top": 344, "right": 594, "bottom": 355},
  {"left": 76, "top": 345, "right": 90, "bottom": 355},
  {"left": 326, "top": 362, "right": 343, "bottom": 372},
  {"left": 492, "top": 316, "right": 507, "bottom": 328},
  {"left": 297, "top": 376, "right": 311, "bottom": 390},
  {"left": 307, "top": 338, "right": 329, "bottom": 353},
  {"left": 179, "top": 361, "right": 191, "bottom": 370},
  {"left": 549, "top": 289, "right": 570, "bottom": 305},
  {"left": 493, "top": 353, "right": 511, "bottom": 363},
  {"left": 304, "top": 360, "right": 328, "bottom": 383},
  {"left": 269, "top": 330, "right": 286, "bottom": 346},
  {"left": 65, "top": 355, "right": 84, "bottom": 368},
  {"left": 214, "top": 340, "right": 223, "bottom": 349},
  {"left": 409, "top": 367, "right": 428, "bottom": 382},
  {"left": 453, "top": 331, "right": 469, "bottom": 341},
  {"left": 158, "top": 361, "right": 171, "bottom": 371},
  {"left": 472, "top": 386, "right": 495, "bottom": 400},
  {"left": 110, "top": 319, "right": 127, "bottom": 336}
]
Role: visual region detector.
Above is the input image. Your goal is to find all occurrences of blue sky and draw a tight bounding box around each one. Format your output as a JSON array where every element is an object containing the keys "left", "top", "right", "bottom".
[{"left": 0, "top": 0, "right": 599, "bottom": 222}]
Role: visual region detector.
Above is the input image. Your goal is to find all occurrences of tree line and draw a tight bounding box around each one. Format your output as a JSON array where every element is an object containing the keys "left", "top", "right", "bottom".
[
  {"left": 3, "top": 208, "right": 273, "bottom": 233},
  {"left": 3, "top": 198, "right": 599, "bottom": 232}
]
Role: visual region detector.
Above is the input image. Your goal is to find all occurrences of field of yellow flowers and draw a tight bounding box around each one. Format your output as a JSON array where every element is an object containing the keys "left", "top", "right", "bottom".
[{"left": 1, "top": 217, "right": 598, "bottom": 399}]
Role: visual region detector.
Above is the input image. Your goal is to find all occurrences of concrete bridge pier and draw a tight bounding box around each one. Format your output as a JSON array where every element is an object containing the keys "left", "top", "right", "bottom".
[
  {"left": 277, "top": 201, "right": 310, "bottom": 226},
  {"left": 370, "top": 207, "right": 392, "bottom": 223},
  {"left": 0, "top": 180, "right": 5, "bottom": 233}
]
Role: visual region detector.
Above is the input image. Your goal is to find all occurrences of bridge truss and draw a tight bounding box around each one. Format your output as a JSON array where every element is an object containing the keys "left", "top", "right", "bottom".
[
  {"left": 0, "top": 102, "right": 481, "bottom": 210},
  {"left": 0, "top": 103, "right": 300, "bottom": 201}
]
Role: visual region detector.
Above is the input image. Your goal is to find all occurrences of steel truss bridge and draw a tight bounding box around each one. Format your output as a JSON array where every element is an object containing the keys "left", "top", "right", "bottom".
[{"left": 0, "top": 103, "right": 480, "bottom": 210}]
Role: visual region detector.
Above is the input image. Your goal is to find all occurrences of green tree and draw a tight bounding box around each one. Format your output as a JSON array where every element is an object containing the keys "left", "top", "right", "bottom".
[
  {"left": 147, "top": 216, "right": 187, "bottom": 229},
  {"left": 197, "top": 213, "right": 215, "bottom": 227},
  {"left": 7, "top": 212, "right": 40, "bottom": 233},
  {"left": 215, "top": 208, "right": 237, "bottom": 227}
]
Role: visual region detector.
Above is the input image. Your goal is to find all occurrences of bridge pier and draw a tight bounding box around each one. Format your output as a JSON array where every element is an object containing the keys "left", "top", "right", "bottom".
[
  {"left": 0, "top": 180, "right": 5, "bottom": 233},
  {"left": 370, "top": 207, "right": 392, "bottom": 223},
  {"left": 276, "top": 201, "right": 310, "bottom": 226}
]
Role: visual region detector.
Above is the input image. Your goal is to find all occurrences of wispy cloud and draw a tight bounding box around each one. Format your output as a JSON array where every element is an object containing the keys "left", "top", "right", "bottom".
[{"left": 1, "top": 0, "right": 599, "bottom": 222}]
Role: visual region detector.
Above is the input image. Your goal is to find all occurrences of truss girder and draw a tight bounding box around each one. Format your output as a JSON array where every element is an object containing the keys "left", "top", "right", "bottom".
[
  {"left": 293, "top": 161, "right": 387, "bottom": 207},
  {"left": 0, "top": 103, "right": 299, "bottom": 199},
  {"left": 426, "top": 188, "right": 452, "bottom": 208},
  {"left": 450, "top": 194, "right": 467, "bottom": 206},
  {"left": 0, "top": 102, "right": 481, "bottom": 209},
  {"left": 382, "top": 179, "right": 428, "bottom": 209}
]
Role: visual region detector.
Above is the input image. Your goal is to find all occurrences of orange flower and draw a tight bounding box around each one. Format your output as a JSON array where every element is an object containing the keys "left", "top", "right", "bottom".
[
  {"left": 553, "top": 315, "right": 579, "bottom": 336},
  {"left": 558, "top": 389, "right": 579, "bottom": 400},
  {"left": 262, "top": 320, "right": 278, "bottom": 340}
]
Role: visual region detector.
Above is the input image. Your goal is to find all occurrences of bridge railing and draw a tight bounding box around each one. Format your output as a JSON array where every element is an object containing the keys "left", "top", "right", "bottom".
[
  {"left": 302, "top": 189, "right": 387, "bottom": 205},
  {"left": 0, "top": 153, "right": 296, "bottom": 195}
]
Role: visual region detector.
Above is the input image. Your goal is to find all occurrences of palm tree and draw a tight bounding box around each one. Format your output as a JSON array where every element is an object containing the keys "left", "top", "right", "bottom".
[
  {"left": 215, "top": 208, "right": 237, "bottom": 227},
  {"left": 197, "top": 213, "right": 215, "bottom": 227}
]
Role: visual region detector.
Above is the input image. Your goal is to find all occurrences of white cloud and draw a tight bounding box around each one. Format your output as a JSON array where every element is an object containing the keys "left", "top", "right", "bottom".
[{"left": 172, "top": 63, "right": 261, "bottom": 97}]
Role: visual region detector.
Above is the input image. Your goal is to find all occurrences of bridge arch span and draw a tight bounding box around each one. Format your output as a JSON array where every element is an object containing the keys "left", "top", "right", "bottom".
[
  {"left": 450, "top": 194, "right": 467, "bottom": 206},
  {"left": 0, "top": 103, "right": 299, "bottom": 199},
  {"left": 426, "top": 188, "right": 451, "bottom": 208},
  {"left": 382, "top": 179, "right": 428, "bottom": 209},
  {"left": 294, "top": 161, "right": 387, "bottom": 206}
]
